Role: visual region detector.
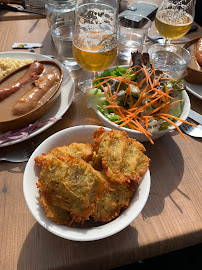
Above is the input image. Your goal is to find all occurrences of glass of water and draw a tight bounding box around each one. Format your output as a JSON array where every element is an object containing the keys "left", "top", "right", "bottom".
[
  {"left": 50, "top": 21, "right": 80, "bottom": 70},
  {"left": 45, "top": 0, "right": 77, "bottom": 28},
  {"left": 147, "top": 43, "right": 191, "bottom": 78},
  {"left": 25, "top": 0, "right": 46, "bottom": 10},
  {"left": 117, "top": 13, "right": 152, "bottom": 61}
]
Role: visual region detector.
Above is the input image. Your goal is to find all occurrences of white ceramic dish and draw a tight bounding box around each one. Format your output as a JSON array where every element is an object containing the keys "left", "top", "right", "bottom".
[
  {"left": 93, "top": 66, "right": 190, "bottom": 142},
  {"left": 0, "top": 52, "right": 75, "bottom": 147},
  {"left": 185, "top": 81, "right": 202, "bottom": 100},
  {"left": 23, "top": 125, "right": 150, "bottom": 241}
]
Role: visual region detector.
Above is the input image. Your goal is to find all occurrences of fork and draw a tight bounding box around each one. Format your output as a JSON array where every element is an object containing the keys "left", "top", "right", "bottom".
[
  {"left": 180, "top": 118, "right": 202, "bottom": 138},
  {"left": 0, "top": 143, "right": 39, "bottom": 162}
]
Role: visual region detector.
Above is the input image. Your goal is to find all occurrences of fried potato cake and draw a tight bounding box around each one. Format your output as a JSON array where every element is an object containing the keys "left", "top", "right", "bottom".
[
  {"left": 35, "top": 128, "right": 150, "bottom": 226},
  {"left": 92, "top": 172, "right": 136, "bottom": 222},
  {"left": 37, "top": 155, "right": 107, "bottom": 223},
  {"left": 35, "top": 142, "right": 93, "bottom": 167},
  {"left": 92, "top": 128, "right": 149, "bottom": 184},
  {"left": 40, "top": 195, "right": 74, "bottom": 226}
]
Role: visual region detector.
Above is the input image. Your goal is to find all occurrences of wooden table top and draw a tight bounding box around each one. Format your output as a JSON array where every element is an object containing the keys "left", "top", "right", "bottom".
[
  {"left": 0, "top": 9, "right": 202, "bottom": 270},
  {"left": 0, "top": 4, "right": 46, "bottom": 21}
]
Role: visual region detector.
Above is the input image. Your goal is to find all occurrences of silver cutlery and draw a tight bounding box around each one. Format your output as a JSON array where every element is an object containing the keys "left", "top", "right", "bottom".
[
  {"left": 0, "top": 4, "right": 46, "bottom": 16},
  {"left": 188, "top": 109, "right": 202, "bottom": 126},
  {"left": 147, "top": 35, "right": 190, "bottom": 44},
  {"left": 180, "top": 118, "right": 202, "bottom": 138},
  {"left": 147, "top": 25, "right": 198, "bottom": 44},
  {"left": 0, "top": 143, "right": 39, "bottom": 162}
]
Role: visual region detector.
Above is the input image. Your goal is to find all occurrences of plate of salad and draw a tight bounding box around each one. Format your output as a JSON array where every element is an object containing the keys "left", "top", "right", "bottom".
[{"left": 87, "top": 52, "right": 192, "bottom": 144}]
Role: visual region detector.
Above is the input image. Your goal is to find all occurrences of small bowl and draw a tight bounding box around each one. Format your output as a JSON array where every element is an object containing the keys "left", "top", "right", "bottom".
[
  {"left": 147, "top": 44, "right": 191, "bottom": 78},
  {"left": 93, "top": 65, "right": 190, "bottom": 142},
  {"left": 183, "top": 37, "right": 202, "bottom": 84},
  {"left": 96, "top": 90, "right": 189, "bottom": 142},
  {"left": 23, "top": 125, "right": 150, "bottom": 241},
  {"left": 0, "top": 60, "right": 63, "bottom": 133}
]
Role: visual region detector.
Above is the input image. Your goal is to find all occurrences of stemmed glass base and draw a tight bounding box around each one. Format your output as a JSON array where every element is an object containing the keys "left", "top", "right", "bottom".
[
  {"left": 78, "top": 72, "right": 98, "bottom": 94},
  {"left": 164, "top": 38, "right": 171, "bottom": 47}
]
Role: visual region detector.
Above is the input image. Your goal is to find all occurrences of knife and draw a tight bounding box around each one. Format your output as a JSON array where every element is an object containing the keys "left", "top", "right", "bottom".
[
  {"left": 0, "top": 4, "right": 46, "bottom": 16},
  {"left": 188, "top": 109, "right": 202, "bottom": 126}
]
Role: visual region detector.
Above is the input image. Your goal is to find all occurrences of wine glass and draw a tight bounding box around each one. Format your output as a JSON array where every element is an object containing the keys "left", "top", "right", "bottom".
[
  {"left": 72, "top": 3, "right": 117, "bottom": 93},
  {"left": 155, "top": 0, "right": 195, "bottom": 46}
]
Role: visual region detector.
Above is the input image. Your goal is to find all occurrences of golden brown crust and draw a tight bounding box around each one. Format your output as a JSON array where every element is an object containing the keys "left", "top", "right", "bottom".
[
  {"left": 92, "top": 172, "right": 137, "bottom": 222},
  {"left": 34, "top": 142, "right": 93, "bottom": 167},
  {"left": 38, "top": 155, "right": 107, "bottom": 222},
  {"left": 35, "top": 128, "right": 149, "bottom": 227},
  {"left": 40, "top": 195, "right": 74, "bottom": 226},
  {"left": 92, "top": 128, "right": 150, "bottom": 184}
]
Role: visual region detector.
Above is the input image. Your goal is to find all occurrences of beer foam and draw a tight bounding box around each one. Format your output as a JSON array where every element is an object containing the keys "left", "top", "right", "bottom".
[
  {"left": 157, "top": 0, "right": 194, "bottom": 25},
  {"left": 76, "top": 7, "right": 116, "bottom": 52},
  {"left": 157, "top": 10, "right": 193, "bottom": 26}
]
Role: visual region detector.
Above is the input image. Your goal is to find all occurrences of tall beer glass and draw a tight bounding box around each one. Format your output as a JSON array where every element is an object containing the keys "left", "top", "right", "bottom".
[{"left": 72, "top": 3, "right": 117, "bottom": 93}]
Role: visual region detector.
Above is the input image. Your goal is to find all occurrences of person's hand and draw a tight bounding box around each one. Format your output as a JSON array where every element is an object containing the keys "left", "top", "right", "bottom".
[{"left": 0, "top": 0, "right": 11, "bottom": 4}]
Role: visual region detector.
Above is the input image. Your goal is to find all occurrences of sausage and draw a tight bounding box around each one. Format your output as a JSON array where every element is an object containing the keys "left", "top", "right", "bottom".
[
  {"left": 12, "top": 73, "right": 59, "bottom": 115},
  {"left": 0, "top": 61, "right": 44, "bottom": 102},
  {"left": 195, "top": 37, "right": 202, "bottom": 68}
]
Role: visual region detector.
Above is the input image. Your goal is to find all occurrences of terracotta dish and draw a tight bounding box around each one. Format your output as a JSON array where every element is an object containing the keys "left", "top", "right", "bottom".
[
  {"left": 184, "top": 37, "right": 202, "bottom": 84},
  {"left": 0, "top": 60, "right": 63, "bottom": 132}
]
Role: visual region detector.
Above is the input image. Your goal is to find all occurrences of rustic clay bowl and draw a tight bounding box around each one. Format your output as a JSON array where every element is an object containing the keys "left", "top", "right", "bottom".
[{"left": 0, "top": 60, "right": 63, "bottom": 132}]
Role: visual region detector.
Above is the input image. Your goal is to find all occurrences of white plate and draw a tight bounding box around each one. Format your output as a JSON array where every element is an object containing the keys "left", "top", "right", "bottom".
[
  {"left": 0, "top": 52, "right": 75, "bottom": 147},
  {"left": 185, "top": 81, "right": 202, "bottom": 100},
  {"left": 23, "top": 125, "right": 150, "bottom": 241}
]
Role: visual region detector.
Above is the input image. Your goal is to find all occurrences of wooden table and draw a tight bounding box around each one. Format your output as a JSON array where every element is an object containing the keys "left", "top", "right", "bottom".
[
  {"left": 0, "top": 9, "right": 202, "bottom": 270},
  {"left": 0, "top": 4, "right": 45, "bottom": 21}
]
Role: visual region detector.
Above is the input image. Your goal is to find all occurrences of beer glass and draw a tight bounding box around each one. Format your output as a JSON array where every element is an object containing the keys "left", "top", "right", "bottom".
[
  {"left": 72, "top": 3, "right": 117, "bottom": 93},
  {"left": 155, "top": 0, "right": 195, "bottom": 45}
]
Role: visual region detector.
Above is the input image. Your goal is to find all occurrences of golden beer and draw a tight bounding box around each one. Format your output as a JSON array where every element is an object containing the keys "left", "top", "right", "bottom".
[
  {"left": 72, "top": 32, "right": 117, "bottom": 72},
  {"left": 155, "top": 10, "right": 193, "bottom": 40}
]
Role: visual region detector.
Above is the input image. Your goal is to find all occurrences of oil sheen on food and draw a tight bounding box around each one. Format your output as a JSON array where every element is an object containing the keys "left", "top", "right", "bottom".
[{"left": 0, "top": 64, "right": 60, "bottom": 122}]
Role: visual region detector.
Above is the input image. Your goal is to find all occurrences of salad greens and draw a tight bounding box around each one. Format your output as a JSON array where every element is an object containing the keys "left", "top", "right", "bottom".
[
  {"left": 87, "top": 53, "right": 187, "bottom": 143},
  {"left": 93, "top": 66, "right": 136, "bottom": 87}
]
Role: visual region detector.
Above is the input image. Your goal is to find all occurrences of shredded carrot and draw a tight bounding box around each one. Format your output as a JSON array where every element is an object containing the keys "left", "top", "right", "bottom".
[
  {"left": 157, "top": 115, "right": 189, "bottom": 142},
  {"left": 91, "top": 78, "right": 111, "bottom": 89},
  {"left": 90, "top": 60, "right": 191, "bottom": 143},
  {"left": 155, "top": 113, "right": 197, "bottom": 126}
]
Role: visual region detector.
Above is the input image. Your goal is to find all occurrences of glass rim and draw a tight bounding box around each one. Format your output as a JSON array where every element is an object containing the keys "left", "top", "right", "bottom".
[
  {"left": 117, "top": 13, "right": 152, "bottom": 30},
  {"left": 147, "top": 44, "right": 192, "bottom": 64},
  {"left": 47, "top": 0, "right": 76, "bottom": 3},
  {"left": 75, "top": 3, "right": 116, "bottom": 19}
]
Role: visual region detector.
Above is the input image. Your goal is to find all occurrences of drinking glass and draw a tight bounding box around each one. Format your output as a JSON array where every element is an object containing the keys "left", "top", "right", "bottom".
[
  {"left": 45, "top": 0, "right": 77, "bottom": 29},
  {"left": 155, "top": 0, "right": 195, "bottom": 46},
  {"left": 117, "top": 14, "right": 151, "bottom": 61},
  {"left": 147, "top": 43, "right": 191, "bottom": 78},
  {"left": 50, "top": 22, "right": 80, "bottom": 70},
  {"left": 25, "top": 0, "right": 46, "bottom": 11},
  {"left": 72, "top": 3, "right": 117, "bottom": 93}
]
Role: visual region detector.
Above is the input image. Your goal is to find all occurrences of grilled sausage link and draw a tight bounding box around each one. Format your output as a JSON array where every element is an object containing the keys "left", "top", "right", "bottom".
[
  {"left": 195, "top": 37, "right": 202, "bottom": 68},
  {"left": 0, "top": 61, "right": 44, "bottom": 102},
  {"left": 12, "top": 73, "right": 59, "bottom": 115}
]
